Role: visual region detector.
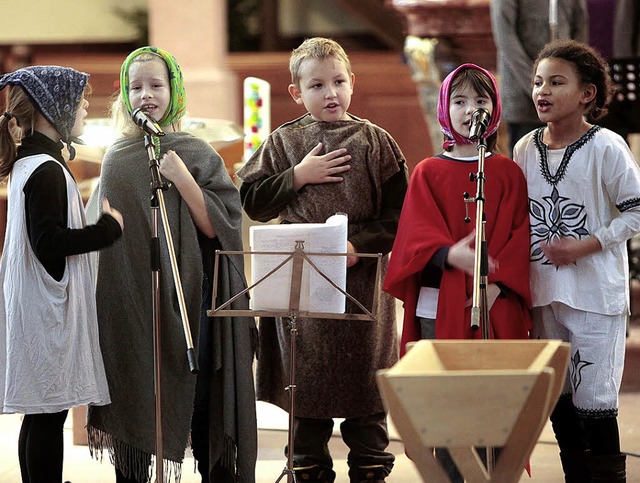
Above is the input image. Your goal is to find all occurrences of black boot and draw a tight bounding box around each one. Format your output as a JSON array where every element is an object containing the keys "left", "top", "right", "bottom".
[
  {"left": 434, "top": 447, "right": 463, "bottom": 483},
  {"left": 559, "top": 449, "right": 591, "bottom": 483},
  {"left": 348, "top": 464, "right": 390, "bottom": 483},
  {"left": 588, "top": 453, "right": 626, "bottom": 482},
  {"left": 551, "top": 394, "right": 590, "bottom": 482},
  {"left": 293, "top": 464, "right": 336, "bottom": 483}
]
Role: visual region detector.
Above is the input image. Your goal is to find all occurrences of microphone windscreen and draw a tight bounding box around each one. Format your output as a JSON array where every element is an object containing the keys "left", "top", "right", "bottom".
[{"left": 132, "top": 108, "right": 164, "bottom": 136}]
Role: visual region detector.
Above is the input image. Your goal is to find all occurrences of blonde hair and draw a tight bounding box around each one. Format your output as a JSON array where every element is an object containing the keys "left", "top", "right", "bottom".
[
  {"left": 289, "top": 37, "right": 352, "bottom": 88},
  {"left": 0, "top": 86, "right": 37, "bottom": 179},
  {"left": 111, "top": 53, "right": 182, "bottom": 137}
]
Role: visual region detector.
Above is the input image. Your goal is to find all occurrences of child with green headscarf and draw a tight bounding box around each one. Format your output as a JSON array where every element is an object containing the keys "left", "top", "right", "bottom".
[{"left": 87, "top": 46, "right": 258, "bottom": 483}]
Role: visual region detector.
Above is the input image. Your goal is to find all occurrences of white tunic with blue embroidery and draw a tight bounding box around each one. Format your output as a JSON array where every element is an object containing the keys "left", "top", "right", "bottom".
[{"left": 514, "top": 126, "right": 640, "bottom": 315}]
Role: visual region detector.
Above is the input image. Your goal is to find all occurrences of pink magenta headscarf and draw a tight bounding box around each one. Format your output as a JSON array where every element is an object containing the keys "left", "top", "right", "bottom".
[{"left": 437, "top": 63, "right": 502, "bottom": 150}]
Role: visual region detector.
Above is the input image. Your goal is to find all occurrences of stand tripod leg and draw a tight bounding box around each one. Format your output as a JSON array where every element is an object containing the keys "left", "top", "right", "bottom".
[
  {"left": 274, "top": 315, "right": 299, "bottom": 483},
  {"left": 151, "top": 202, "right": 164, "bottom": 481}
]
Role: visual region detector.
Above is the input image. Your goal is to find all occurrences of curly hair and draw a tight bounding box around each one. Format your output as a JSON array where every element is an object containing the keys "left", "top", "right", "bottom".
[{"left": 534, "top": 39, "right": 614, "bottom": 121}]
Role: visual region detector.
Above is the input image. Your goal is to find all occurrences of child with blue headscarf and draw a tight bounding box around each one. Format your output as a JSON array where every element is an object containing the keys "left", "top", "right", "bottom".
[{"left": 0, "top": 65, "right": 124, "bottom": 482}]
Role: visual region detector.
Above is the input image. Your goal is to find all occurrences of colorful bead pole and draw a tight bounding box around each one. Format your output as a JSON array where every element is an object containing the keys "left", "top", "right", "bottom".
[{"left": 243, "top": 77, "right": 271, "bottom": 162}]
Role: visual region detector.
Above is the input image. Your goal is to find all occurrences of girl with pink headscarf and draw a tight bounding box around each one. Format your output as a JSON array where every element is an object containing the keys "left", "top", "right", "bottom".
[
  {"left": 385, "top": 62, "right": 531, "bottom": 343},
  {"left": 383, "top": 61, "right": 532, "bottom": 481}
]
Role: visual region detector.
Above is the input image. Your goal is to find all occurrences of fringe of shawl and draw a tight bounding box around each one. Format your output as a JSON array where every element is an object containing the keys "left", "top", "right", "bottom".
[
  {"left": 220, "top": 433, "right": 238, "bottom": 480},
  {"left": 188, "top": 432, "right": 239, "bottom": 481},
  {"left": 88, "top": 425, "right": 183, "bottom": 483}
]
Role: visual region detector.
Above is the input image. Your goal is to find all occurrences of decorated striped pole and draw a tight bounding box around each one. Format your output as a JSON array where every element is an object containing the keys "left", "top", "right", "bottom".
[{"left": 243, "top": 77, "right": 271, "bottom": 162}]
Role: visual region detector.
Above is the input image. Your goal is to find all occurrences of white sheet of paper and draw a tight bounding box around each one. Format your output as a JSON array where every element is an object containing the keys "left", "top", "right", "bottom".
[
  {"left": 416, "top": 286, "right": 440, "bottom": 319},
  {"left": 249, "top": 213, "right": 348, "bottom": 313}
]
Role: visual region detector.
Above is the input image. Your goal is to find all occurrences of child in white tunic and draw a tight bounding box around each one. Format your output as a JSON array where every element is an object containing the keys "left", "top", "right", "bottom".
[
  {"left": 0, "top": 66, "right": 123, "bottom": 483},
  {"left": 514, "top": 40, "right": 640, "bottom": 482}
]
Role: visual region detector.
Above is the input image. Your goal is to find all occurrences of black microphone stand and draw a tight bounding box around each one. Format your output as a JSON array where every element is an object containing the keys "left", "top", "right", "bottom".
[
  {"left": 464, "top": 131, "right": 496, "bottom": 474},
  {"left": 143, "top": 131, "right": 199, "bottom": 483},
  {"left": 469, "top": 133, "right": 490, "bottom": 340}
]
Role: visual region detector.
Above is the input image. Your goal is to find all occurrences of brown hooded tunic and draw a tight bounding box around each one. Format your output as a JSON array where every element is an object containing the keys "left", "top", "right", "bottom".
[{"left": 236, "top": 114, "right": 408, "bottom": 418}]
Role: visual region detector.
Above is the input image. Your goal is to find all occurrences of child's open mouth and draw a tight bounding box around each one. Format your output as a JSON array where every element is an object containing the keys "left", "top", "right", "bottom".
[{"left": 537, "top": 99, "right": 552, "bottom": 112}]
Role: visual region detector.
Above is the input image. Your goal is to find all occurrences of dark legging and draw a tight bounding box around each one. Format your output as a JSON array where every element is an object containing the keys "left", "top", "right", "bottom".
[{"left": 18, "top": 410, "right": 69, "bottom": 483}]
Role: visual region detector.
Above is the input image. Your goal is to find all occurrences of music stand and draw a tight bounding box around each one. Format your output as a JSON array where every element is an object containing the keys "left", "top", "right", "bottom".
[
  {"left": 208, "top": 241, "right": 382, "bottom": 483},
  {"left": 603, "top": 57, "right": 640, "bottom": 134}
]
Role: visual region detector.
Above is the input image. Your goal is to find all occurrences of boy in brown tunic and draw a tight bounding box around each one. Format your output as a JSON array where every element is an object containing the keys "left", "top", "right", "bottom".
[{"left": 236, "top": 37, "right": 408, "bottom": 483}]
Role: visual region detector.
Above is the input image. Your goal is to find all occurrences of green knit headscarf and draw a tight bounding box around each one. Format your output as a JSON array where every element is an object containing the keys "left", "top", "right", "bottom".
[{"left": 120, "top": 46, "right": 187, "bottom": 127}]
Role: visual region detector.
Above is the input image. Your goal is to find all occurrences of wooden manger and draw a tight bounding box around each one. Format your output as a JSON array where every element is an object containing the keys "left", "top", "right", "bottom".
[{"left": 377, "top": 339, "right": 570, "bottom": 482}]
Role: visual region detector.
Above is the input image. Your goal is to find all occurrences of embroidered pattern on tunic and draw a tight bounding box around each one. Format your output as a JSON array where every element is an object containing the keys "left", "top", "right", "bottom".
[
  {"left": 576, "top": 407, "right": 619, "bottom": 419},
  {"left": 617, "top": 197, "right": 640, "bottom": 212},
  {"left": 529, "top": 186, "right": 589, "bottom": 263},
  {"left": 570, "top": 349, "right": 594, "bottom": 392},
  {"left": 528, "top": 127, "right": 599, "bottom": 264},
  {"left": 533, "top": 126, "right": 600, "bottom": 187}
]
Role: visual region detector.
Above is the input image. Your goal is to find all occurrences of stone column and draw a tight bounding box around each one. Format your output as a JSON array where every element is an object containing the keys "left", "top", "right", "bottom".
[{"left": 148, "top": 0, "right": 238, "bottom": 123}]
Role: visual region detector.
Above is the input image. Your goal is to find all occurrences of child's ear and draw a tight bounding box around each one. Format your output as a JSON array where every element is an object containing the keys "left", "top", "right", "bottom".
[
  {"left": 349, "top": 73, "right": 355, "bottom": 91},
  {"left": 581, "top": 83, "right": 597, "bottom": 105},
  {"left": 288, "top": 84, "right": 304, "bottom": 105}
]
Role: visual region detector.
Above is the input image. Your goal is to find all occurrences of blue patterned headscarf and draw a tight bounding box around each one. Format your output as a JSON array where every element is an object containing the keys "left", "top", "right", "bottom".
[{"left": 0, "top": 65, "right": 89, "bottom": 160}]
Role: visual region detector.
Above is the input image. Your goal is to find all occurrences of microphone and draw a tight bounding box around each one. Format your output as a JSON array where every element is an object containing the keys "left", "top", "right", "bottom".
[
  {"left": 132, "top": 108, "right": 165, "bottom": 137},
  {"left": 468, "top": 108, "right": 491, "bottom": 141}
]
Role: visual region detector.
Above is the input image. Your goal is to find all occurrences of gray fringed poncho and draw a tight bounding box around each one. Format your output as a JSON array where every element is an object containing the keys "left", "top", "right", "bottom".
[{"left": 87, "top": 132, "right": 257, "bottom": 482}]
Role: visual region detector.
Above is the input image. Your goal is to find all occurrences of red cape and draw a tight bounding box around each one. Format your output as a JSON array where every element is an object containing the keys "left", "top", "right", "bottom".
[{"left": 384, "top": 154, "right": 532, "bottom": 353}]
